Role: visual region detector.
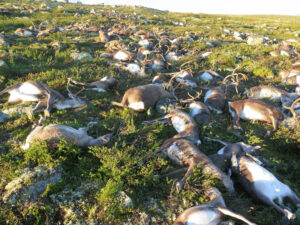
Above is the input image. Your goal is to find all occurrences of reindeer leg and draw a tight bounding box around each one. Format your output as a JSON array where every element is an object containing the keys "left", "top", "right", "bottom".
[
  {"left": 232, "top": 115, "right": 243, "bottom": 131},
  {"left": 176, "top": 158, "right": 200, "bottom": 191},
  {"left": 258, "top": 194, "right": 295, "bottom": 220},
  {"left": 45, "top": 93, "right": 54, "bottom": 117},
  {"left": 33, "top": 101, "right": 46, "bottom": 112},
  {"left": 289, "top": 191, "right": 300, "bottom": 208},
  {"left": 217, "top": 207, "right": 256, "bottom": 225}
]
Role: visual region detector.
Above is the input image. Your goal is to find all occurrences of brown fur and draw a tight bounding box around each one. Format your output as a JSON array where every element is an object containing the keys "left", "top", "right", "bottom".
[
  {"left": 99, "top": 28, "right": 109, "bottom": 43},
  {"left": 159, "top": 138, "right": 234, "bottom": 193},
  {"left": 229, "top": 99, "right": 284, "bottom": 131},
  {"left": 22, "top": 124, "right": 111, "bottom": 149},
  {"left": 112, "top": 84, "right": 173, "bottom": 112},
  {"left": 174, "top": 187, "right": 256, "bottom": 225},
  {"left": 204, "top": 86, "right": 226, "bottom": 114}
]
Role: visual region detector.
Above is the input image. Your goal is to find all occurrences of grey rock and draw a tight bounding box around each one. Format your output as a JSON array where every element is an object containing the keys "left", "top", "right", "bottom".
[
  {"left": 2, "top": 166, "right": 62, "bottom": 205},
  {"left": 71, "top": 52, "right": 93, "bottom": 61},
  {"left": 155, "top": 98, "right": 178, "bottom": 114},
  {"left": 117, "top": 190, "right": 134, "bottom": 208},
  {"left": 0, "top": 59, "right": 7, "bottom": 68}
]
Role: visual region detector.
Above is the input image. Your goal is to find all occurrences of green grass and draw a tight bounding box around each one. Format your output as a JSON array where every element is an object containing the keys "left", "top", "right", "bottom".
[{"left": 0, "top": 0, "right": 300, "bottom": 224}]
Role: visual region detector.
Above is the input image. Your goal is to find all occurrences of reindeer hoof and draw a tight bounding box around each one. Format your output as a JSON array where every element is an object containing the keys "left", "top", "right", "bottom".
[
  {"left": 176, "top": 181, "right": 183, "bottom": 192},
  {"left": 44, "top": 110, "right": 50, "bottom": 117},
  {"left": 27, "top": 111, "right": 33, "bottom": 119},
  {"left": 284, "top": 209, "right": 296, "bottom": 220},
  {"left": 265, "top": 130, "right": 273, "bottom": 137}
]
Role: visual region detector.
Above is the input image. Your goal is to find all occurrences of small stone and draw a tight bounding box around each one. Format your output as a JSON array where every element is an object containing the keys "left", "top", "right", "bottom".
[
  {"left": 247, "top": 35, "right": 264, "bottom": 45},
  {"left": 117, "top": 190, "right": 134, "bottom": 208},
  {"left": 71, "top": 52, "right": 93, "bottom": 61},
  {"left": 0, "top": 59, "right": 7, "bottom": 68}
]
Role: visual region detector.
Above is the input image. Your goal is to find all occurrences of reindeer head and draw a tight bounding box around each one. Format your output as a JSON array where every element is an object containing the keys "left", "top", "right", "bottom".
[{"left": 54, "top": 78, "right": 88, "bottom": 110}]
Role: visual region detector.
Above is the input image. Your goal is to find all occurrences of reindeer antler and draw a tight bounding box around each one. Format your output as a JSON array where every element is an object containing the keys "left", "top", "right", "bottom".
[
  {"left": 67, "top": 78, "right": 86, "bottom": 98},
  {"left": 180, "top": 91, "right": 202, "bottom": 103},
  {"left": 283, "top": 97, "right": 300, "bottom": 119},
  {"left": 222, "top": 66, "right": 248, "bottom": 94}
]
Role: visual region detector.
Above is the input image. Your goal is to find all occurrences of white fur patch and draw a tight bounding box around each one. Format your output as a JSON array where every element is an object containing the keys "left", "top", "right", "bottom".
[
  {"left": 189, "top": 102, "right": 203, "bottom": 117},
  {"left": 126, "top": 64, "right": 145, "bottom": 76},
  {"left": 296, "top": 75, "right": 300, "bottom": 85},
  {"left": 217, "top": 146, "right": 226, "bottom": 155},
  {"left": 19, "top": 83, "right": 43, "bottom": 95},
  {"left": 204, "top": 89, "right": 213, "bottom": 102},
  {"left": 165, "top": 52, "right": 181, "bottom": 61},
  {"left": 186, "top": 209, "right": 220, "bottom": 225},
  {"left": 113, "top": 51, "right": 129, "bottom": 61},
  {"left": 21, "top": 143, "right": 30, "bottom": 150},
  {"left": 128, "top": 102, "right": 145, "bottom": 110},
  {"left": 239, "top": 106, "right": 264, "bottom": 121},
  {"left": 138, "top": 39, "right": 151, "bottom": 48},
  {"left": 258, "top": 89, "right": 282, "bottom": 101},
  {"left": 9, "top": 89, "right": 39, "bottom": 102},
  {"left": 245, "top": 160, "right": 292, "bottom": 202},
  {"left": 167, "top": 143, "right": 184, "bottom": 163},
  {"left": 201, "top": 51, "right": 212, "bottom": 58},
  {"left": 200, "top": 72, "right": 213, "bottom": 82},
  {"left": 172, "top": 116, "right": 186, "bottom": 133}
]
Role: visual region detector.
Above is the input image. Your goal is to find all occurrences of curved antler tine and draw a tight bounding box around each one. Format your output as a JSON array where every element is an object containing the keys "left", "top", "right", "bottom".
[
  {"left": 180, "top": 60, "right": 193, "bottom": 71},
  {"left": 67, "top": 78, "right": 74, "bottom": 96},
  {"left": 187, "top": 92, "right": 194, "bottom": 99},
  {"left": 284, "top": 97, "right": 300, "bottom": 119}
]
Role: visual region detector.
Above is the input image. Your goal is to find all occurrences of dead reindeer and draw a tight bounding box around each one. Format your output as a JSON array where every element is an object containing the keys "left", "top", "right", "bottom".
[
  {"left": 204, "top": 72, "right": 247, "bottom": 114},
  {"left": 244, "top": 85, "right": 300, "bottom": 111},
  {"left": 158, "top": 137, "right": 234, "bottom": 192},
  {"left": 100, "top": 49, "right": 117, "bottom": 58},
  {"left": 228, "top": 99, "right": 284, "bottom": 135},
  {"left": 180, "top": 91, "right": 211, "bottom": 125},
  {"left": 113, "top": 50, "right": 136, "bottom": 62},
  {"left": 69, "top": 77, "right": 117, "bottom": 93},
  {"left": 105, "top": 40, "right": 127, "bottom": 50},
  {"left": 230, "top": 152, "right": 300, "bottom": 220},
  {"left": 174, "top": 69, "right": 198, "bottom": 88},
  {"left": 205, "top": 137, "right": 263, "bottom": 171},
  {"left": 244, "top": 85, "right": 289, "bottom": 102},
  {"left": 98, "top": 28, "right": 109, "bottom": 43},
  {"left": 279, "top": 65, "right": 300, "bottom": 85},
  {"left": 111, "top": 84, "right": 175, "bottom": 112},
  {"left": 196, "top": 70, "right": 224, "bottom": 83},
  {"left": 174, "top": 186, "right": 256, "bottom": 225},
  {"left": 134, "top": 30, "right": 153, "bottom": 39},
  {"left": 22, "top": 124, "right": 112, "bottom": 150},
  {"left": 0, "top": 80, "right": 87, "bottom": 117}
]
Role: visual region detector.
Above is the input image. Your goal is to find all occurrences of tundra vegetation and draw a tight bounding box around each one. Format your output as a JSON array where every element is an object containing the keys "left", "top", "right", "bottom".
[{"left": 0, "top": 0, "right": 300, "bottom": 224}]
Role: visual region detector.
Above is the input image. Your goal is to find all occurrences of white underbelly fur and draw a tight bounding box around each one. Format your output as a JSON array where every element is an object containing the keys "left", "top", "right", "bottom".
[
  {"left": 186, "top": 209, "right": 220, "bottom": 225},
  {"left": 204, "top": 90, "right": 213, "bottom": 103},
  {"left": 9, "top": 90, "right": 39, "bottom": 102},
  {"left": 172, "top": 116, "right": 186, "bottom": 133},
  {"left": 245, "top": 161, "right": 291, "bottom": 201},
  {"left": 128, "top": 102, "right": 145, "bottom": 111},
  {"left": 240, "top": 106, "right": 264, "bottom": 121},
  {"left": 19, "top": 83, "right": 42, "bottom": 95},
  {"left": 189, "top": 103, "right": 202, "bottom": 117}
]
